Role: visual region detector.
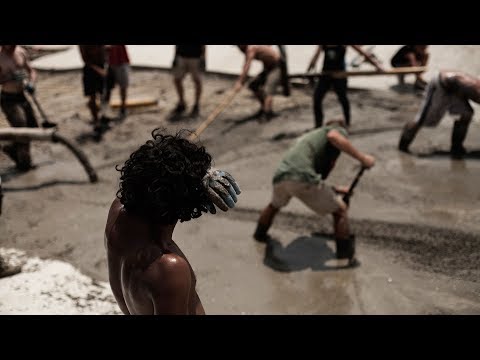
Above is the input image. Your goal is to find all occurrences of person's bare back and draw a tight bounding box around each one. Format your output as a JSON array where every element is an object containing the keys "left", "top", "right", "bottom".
[
  {"left": 249, "top": 45, "right": 281, "bottom": 68},
  {"left": 105, "top": 198, "right": 204, "bottom": 315},
  {"left": 441, "top": 71, "right": 480, "bottom": 103}
]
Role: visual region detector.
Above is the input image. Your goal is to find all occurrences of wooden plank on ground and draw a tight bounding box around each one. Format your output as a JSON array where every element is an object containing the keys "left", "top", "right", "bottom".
[{"left": 109, "top": 98, "right": 158, "bottom": 108}]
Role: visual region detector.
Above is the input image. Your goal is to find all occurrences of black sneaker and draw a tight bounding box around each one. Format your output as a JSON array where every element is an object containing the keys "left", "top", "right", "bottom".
[
  {"left": 173, "top": 102, "right": 186, "bottom": 115},
  {"left": 190, "top": 104, "right": 200, "bottom": 118},
  {"left": 335, "top": 235, "right": 355, "bottom": 261},
  {"left": 42, "top": 121, "right": 58, "bottom": 129},
  {"left": 451, "top": 145, "right": 467, "bottom": 159},
  {"left": 253, "top": 224, "right": 272, "bottom": 243},
  {"left": 119, "top": 108, "right": 127, "bottom": 118},
  {"left": 264, "top": 111, "right": 279, "bottom": 121},
  {"left": 398, "top": 137, "right": 411, "bottom": 153}
]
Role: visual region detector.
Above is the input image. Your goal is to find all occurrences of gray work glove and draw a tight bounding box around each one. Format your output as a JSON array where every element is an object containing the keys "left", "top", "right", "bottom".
[{"left": 203, "top": 169, "right": 241, "bottom": 214}]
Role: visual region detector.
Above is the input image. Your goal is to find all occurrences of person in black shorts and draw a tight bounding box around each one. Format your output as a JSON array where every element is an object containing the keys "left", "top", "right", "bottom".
[
  {"left": 307, "top": 45, "right": 384, "bottom": 128},
  {"left": 79, "top": 45, "right": 114, "bottom": 133}
]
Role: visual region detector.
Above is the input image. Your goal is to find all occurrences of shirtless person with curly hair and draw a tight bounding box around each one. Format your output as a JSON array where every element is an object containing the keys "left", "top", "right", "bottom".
[{"left": 104, "top": 129, "right": 241, "bottom": 315}]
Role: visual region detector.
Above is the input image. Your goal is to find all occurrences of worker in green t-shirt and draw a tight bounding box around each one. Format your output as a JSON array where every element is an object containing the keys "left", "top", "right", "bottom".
[{"left": 254, "top": 119, "right": 375, "bottom": 262}]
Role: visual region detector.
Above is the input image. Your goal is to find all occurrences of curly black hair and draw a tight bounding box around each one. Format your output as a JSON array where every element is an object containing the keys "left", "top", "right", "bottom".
[{"left": 116, "top": 128, "right": 212, "bottom": 224}]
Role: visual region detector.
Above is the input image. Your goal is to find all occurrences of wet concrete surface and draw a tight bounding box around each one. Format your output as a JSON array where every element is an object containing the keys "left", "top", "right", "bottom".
[{"left": 1, "top": 69, "right": 479, "bottom": 314}]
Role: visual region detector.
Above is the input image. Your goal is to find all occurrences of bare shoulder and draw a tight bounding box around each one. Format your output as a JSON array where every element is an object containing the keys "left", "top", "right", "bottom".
[
  {"left": 143, "top": 254, "right": 192, "bottom": 293},
  {"left": 105, "top": 198, "right": 123, "bottom": 239}
]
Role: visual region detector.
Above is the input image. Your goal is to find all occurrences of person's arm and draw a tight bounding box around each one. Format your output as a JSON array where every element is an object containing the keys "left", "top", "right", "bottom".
[
  {"left": 235, "top": 47, "right": 256, "bottom": 90},
  {"left": 350, "top": 45, "right": 384, "bottom": 72},
  {"left": 327, "top": 129, "right": 375, "bottom": 168},
  {"left": 23, "top": 56, "right": 36, "bottom": 84},
  {"left": 20, "top": 49, "right": 36, "bottom": 93},
  {"left": 145, "top": 254, "right": 192, "bottom": 315},
  {"left": 200, "top": 45, "right": 206, "bottom": 71},
  {"left": 307, "top": 45, "right": 322, "bottom": 72}
]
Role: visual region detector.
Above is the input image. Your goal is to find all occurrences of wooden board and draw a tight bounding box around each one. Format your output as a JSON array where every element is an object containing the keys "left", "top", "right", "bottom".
[
  {"left": 109, "top": 98, "right": 158, "bottom": 108},
  {"left": 289, "top": 66, "right": 428, "bottom": 79}
]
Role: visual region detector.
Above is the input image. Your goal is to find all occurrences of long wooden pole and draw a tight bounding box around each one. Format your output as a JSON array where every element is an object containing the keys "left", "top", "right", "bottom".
[
  {"left": 289, "top": 66, "right": 428, "bottom": 79},
  {"left": 189, "top": 87, "right": 240, "bottom": 141}
]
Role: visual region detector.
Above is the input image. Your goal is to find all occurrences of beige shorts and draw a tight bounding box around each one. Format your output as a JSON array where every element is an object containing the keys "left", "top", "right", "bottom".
[
  {"left": 172, "top": 57, "right": 202, "bottom": 81},
  {"left": 111, "top": 64, "right": 130, "bottom": 88},
  {"left": 415, "top": 72, "right": 473, "bottom": 127},
  {"left": 271, "top": 180, "right": 344, "bottom": 215}
]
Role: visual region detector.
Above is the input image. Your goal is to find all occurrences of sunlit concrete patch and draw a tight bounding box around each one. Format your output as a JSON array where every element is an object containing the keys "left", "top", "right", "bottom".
[{"left": 0, "top": 248, "right": 121, "bottom": 315}]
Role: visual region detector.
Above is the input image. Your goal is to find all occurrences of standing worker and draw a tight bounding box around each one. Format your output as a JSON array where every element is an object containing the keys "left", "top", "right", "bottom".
[
  {"left": 307, "top": 45, "right": 384, "bottom": 128},
  {"left": 107, "top": 45, "right": 130, "bottom": 119}
]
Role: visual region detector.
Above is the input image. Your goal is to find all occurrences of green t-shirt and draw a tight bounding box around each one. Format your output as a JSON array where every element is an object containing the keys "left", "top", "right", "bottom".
[{"left": 272, "top": 125, "right": 348, "bottom": 185}]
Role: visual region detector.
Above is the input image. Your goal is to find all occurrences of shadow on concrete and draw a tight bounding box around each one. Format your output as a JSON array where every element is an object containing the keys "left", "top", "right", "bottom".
[
  {"left": 221, "top": 111, "right": 265, "bottom": 135},
  {"left": 414, "top": 149, "right": 480, "bottom": 160},
  {"left": 0, "top": 160, "right": 55, "bottom": 182},
  {"left": 3, "top": 179, "right": 90, "bottom": 192},
  {"left": 263, "top": 234, "right": 359, "bottom": 273}
]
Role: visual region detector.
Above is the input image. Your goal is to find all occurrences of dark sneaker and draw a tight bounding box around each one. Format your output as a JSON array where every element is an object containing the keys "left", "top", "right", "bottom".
[
  {"left": 398, "top": 137, "right": 411, "bottom": 153},
  {"left": 335, "top": 235, "right": 356, "bottom": 261},
  {"left": 451, "top": 145, "right": 467, "bottom": 159},
  {"left": 264, "top": 111, "right": 279, "bottom": 121},
  {"left": 254, "top": 232, "right": 272, "bottom": 243},
  {"left": 173, "top": 102, "right": 186, "bottom": 115},
  {"left": 190, "top": 104, "right": 200, "bottom": 118},
  {"left": 253, "top": 224, "right": 272, "bottom": 243},
  {"left": 119, "top": 108, "right": 127, "bottom": 118},
  {"left": 42, "top": 121, "right": 58, "bottom": 129}
]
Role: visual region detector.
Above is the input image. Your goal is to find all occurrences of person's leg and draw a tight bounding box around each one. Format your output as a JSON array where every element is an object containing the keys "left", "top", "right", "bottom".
[
  {"left": 88, "top": 95, "right": 99, "bottom": 124},
  {"left": 313, "top": 75, "right": 331, "bottom": 128},
  {"left": 172, "top": 57, "right": 187, "bottom": 113},
  {"left": 332, "top": 206, "right": 355, "bottom": 260},
  {"left": 254, "top": 204, "right": 280, "bottom": 242},
  {"left": 399, "top": 76, "right": 444, "bottom": 152},
  {"left": 293, "top": 181, "right": 355, "bottom": 260},
  {"left": 83, "top": 66, "right": 100, "bottom": 126},
  {"left": 0, "top": 95, "right": 33, "bottom": 171},
  {"left": 332, "top": 78, "right": 351, "bottom": 126},
  {"left": 254, "top": 181, "right": 291, "bottom": 242},
  {"left": 248, "top": 71, "right": 267, "bottom": 115},
  {"left": 263, "top": 67, "right": 282, "bottom": 117},
  {"left": 23, "top": 99, "right": 39, "bottom": 128},
  {"left": 116, "top": 64, "right": 129, "bottom": 116},
  {"left": 450, "top": 103, "right": 473, "bottom": 158},
  {"left": 415, "top": 52, "right": 429, "bottom": 85},
  {"left": 189, "top": 59, "right": 202, "bottom": 116}
]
